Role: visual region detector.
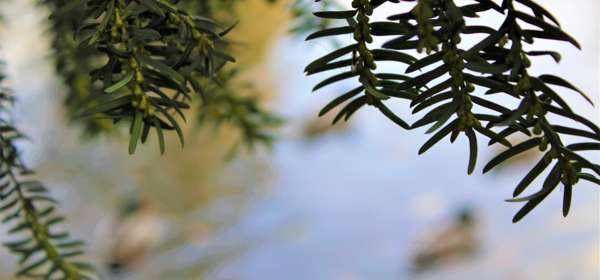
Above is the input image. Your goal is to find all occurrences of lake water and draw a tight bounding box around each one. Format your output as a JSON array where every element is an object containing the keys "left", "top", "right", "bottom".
[{"left": 0, "top": 1, "right": 598, "bottom": 279}]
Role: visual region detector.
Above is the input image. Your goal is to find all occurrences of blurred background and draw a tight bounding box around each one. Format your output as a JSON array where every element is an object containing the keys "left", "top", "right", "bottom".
[{"left": 0, "top": 0, "right": 598, "bottom": 279}]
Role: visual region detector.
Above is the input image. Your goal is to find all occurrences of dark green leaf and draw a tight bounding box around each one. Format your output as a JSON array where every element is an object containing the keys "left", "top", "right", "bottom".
[
  {"left": 579, "top": 173, "right": 600, "bottom": 185},
  {"left": 151, "top": 118, "right": 165, "bottom": 155},
  {"left": 466, "top": 128, "right": 478, "bottom": 174},
  {"left": 483, "top": 137, "right": 541, "bottom": 173},
  {"left": 515, "top": 0, "right": 561, "bottom": 26},
  {"left": 561, "top": 148, "right": 600, "bottom": 175},
  {"left": 474, "top": 125, "right": 512, "bottom": 147},
  {"left": 412, "top": 91, "right": 452, "bottom": 114},
  {"left": 527, "top": 51, "right": 561, "bottom": 63},
  {"left": 364, "top": 85, "right": 390, "bottom": 100},
  {"left": 129, "top": 111, "right": 143, "bottom": 155},
  {"left": 333, "top": 96, "right": 367, "bottom": 124},
  {"left": 405, "top": 52, "right": 444, "bottom": 73},
  {"left": 512, "top": 163, "right": 562, "bottom": 223},
  {"left": 104, "top": 72, "right": 133, "bottom": 93},
  {"left": 411, "top": 78, "right": 452, "bottom": 106},
  {"left": 514, "top": 11, "right": 580, "bottom": 48},
  {"left": 314, "top": 10, "right": 357, "bottom": 19},
  {"left": 464, "top": 74, "right": 515, "bottom": 97},
  {"left": 543, "top": 104, "right": 600, "bottom": 135},
  {"left": 567, "top": 142, "right": 600, "bottom": 151},
  {"left": 418, "top": 119, "right": 459, "bottom": 154},
  {"left": 513, "top": 153, "right": 552, "bottom": 197},
  {"left": 370, "top": 21, "right": 413, "bottom": 36},
  {"left": 306, "top": 59, "right": 353, "bottom": 75},
  {"left": 372, "top": 49, "right": 417, "bottom": 64},
  {"left": 426, "top": 100, "right": 458, "bottom": 134},
  {"left": 539, "top": 74, "right": 593, "bottom": 105},
  {"left": 305, "top": 44, "right": 358, "bottom": 73},
  {"left": 312, "top": 71, "right": 358, "bottom": 92},
  {"left": 562, "top": 185, "right": 572, "bottom": 217},
  {"left": 530, "top": 77, "right": 572, "bottom": 113},
  {"left": 80, "top": 95, "right": 133, "bottom": 117},
  {"left": 306, "top": 26, "right": 354, "bottom": 41},
  {"left": 397, "top": 64, "right": 449, "bottom": 90},
  {"left": 552, "top": 125, "right": 600, "bottom": 141},
  {"left": 319, "top": 86, "right": 363, "bottom": 117},
  {"left": 375, "top": 101, "right": 410, "bottom": 129},
  {"left": 16, "top": 257, "right": 48, "bottom": 276},
  {"left": 464, "top": 60, "right": 510, "bottom": 74}
]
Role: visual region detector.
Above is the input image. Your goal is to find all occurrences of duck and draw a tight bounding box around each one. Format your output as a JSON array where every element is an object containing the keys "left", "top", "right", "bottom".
[
  {"left": 412, "top": 208, "right": 479, "bottom": 273},
  {"left": 302, "top": 108, "right": 351, "bottom": 140},
  {"left": 108, "top": 195, "right": 169, "bottom": 274}
]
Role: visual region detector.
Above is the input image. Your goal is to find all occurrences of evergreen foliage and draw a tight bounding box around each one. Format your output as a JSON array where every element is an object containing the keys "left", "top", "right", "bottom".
[
  {"left": 0, "top": 0, "right": 597, "bottom": 278},
  {"left": 0, "top": 72, "right": 95, "bottom": 278},
  {"left": 305, "top": 0, "right": 599, "bottom": 223}
]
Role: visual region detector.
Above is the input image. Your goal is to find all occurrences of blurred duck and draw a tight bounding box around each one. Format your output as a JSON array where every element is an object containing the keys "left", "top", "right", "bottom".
[
  {"left": 412, "top": 208, "right": 479, "bottom": 273},
  {"left": 108, "top": 196, "right": 169, "bottom": 273},
  {"left": 302, "top": 108, "right": 351, "bottom": 140}
]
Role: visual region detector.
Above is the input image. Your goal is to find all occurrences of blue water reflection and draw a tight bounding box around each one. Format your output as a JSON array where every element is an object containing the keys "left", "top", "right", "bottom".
[{"left": 218, "top": 37, "right": 599, "bottom": 280}]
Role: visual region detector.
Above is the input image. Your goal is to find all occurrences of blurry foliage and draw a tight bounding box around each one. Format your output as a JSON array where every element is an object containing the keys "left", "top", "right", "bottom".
[
  {"left": 288, "top": 0, "right": 340, "bottom": 37},
  {"left": 0, "top": 0, "right": 597, "bottom": 278},
  {"left": 187, "top": 0, "right": 285, "bottom": 154},
  {"left": 74, "top": 0, "right": 236, "bottom": 155},
  {"left": 0, "top": 71, "right": 95, "bottom": 278},
  {"left": 197, "top": 69, "right": 283, "bottom": 156},
  {"left": 2, "top": 0, "right": 281, "bottom": 278},
  {"left": 43, "top": 0, "right": 113, "bottom": 136},
  {"left": 44, "top": 0, "right": 279, "bottom": 154},
  {"left": 305, "top": 0, "right": 599, "bottom": 223}
]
